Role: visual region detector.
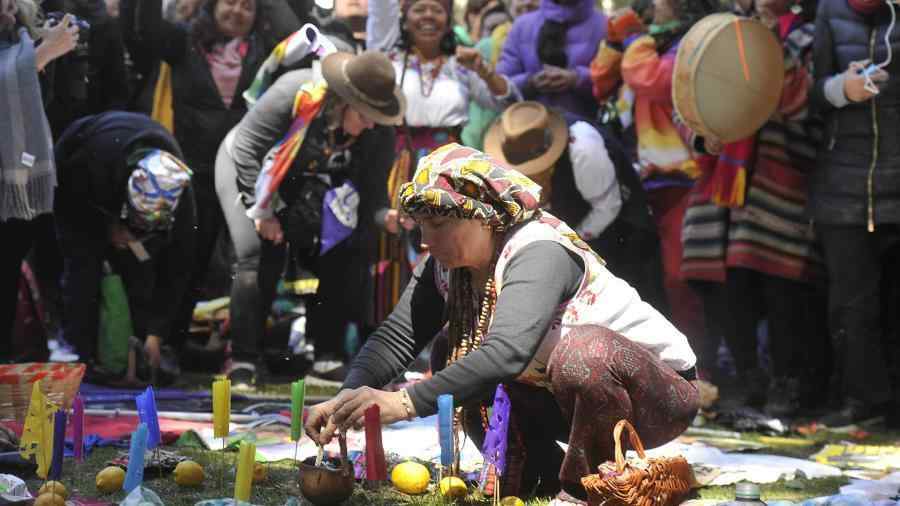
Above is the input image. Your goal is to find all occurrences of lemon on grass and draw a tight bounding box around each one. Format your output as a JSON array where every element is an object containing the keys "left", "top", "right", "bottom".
[
  {"left": 96, "top": 466, "right": 126, "bottom": 493},
  {"left": 439, "top": 476, "right": 468, "bottom": 498},
  {"left": 500, "top": 497, "right": 526, "bottom": 506},
  {"left": 174, "top": 460, "right": 205, "bottom": 486},
  {"left": 34, "top": 493, "right": 65, "bottom": 506},
  {"left": 38, "top": 481, "right": 68, "bottom": 499},
  {"left": 391, "top": 461, "right": 431, "bottom": 494},
  {"left": 253, "top": 462, "right": 268, "bottom": 483}
]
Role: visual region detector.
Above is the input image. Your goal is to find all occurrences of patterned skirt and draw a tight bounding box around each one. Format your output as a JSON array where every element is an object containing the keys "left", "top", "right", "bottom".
[
  {"left": 459, "top": 326, "right": 700, "bottom": 500},
  {"left": 372, "top": 126, "right": 460, "bottom": 324},
  {"left": 682, "top": 157, "right": 823, "bottom": 283}
]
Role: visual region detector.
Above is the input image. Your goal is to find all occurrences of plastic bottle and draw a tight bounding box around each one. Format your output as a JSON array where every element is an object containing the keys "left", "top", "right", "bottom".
[{"left": 718, "top": 482, "right": 767, "bottom": 505}]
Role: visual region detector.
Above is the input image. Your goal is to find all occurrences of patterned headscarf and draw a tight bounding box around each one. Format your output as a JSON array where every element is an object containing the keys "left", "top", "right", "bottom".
[
  {"left": 399, "top": 143, "right": 542, "bottom": 231},
  {"left": 125, "top": 149, "right": 192, "bottom": 232}
]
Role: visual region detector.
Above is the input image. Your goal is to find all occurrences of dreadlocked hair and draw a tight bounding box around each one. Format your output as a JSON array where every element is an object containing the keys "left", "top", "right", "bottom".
[{"left": 444, "top": 238, "right": 501, "bottom": 444}]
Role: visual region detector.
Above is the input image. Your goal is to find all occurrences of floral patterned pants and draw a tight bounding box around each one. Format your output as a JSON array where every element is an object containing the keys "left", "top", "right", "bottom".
[{"left": 464, "top": 325, "right": 700, "bottom": 500}]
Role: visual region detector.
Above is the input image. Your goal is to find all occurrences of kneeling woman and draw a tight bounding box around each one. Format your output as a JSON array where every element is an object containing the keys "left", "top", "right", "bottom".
[
  {"left": 216, "top": 50, "right": 402, "bottom": 384},
  {"left": 305, "top": 144, "right": 700, "bottom": 504}
]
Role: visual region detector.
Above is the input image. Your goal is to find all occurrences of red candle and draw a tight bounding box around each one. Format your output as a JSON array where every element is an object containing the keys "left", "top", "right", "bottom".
[{"left": 364, "top": 405, "right": 387, "bottom": 482}]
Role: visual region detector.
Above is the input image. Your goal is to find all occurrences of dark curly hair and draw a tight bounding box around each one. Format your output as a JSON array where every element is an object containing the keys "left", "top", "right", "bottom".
[
  {"left": 190, "top": 0, "right": 263, "bottom": 52},
  {"left": 397, "top": 2, "right": 457, "bottom": 55},
  {"left": 652, "top": 0, "right": 721, "bottom": 51}
]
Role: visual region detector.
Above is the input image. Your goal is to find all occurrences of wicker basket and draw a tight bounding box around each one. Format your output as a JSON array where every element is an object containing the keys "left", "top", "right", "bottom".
[
  {"left": 0, "top": 363, "right": 86, "bottom": 422},
  {"left": 581, "top": 420, "right": 696, "bottom": 506}
]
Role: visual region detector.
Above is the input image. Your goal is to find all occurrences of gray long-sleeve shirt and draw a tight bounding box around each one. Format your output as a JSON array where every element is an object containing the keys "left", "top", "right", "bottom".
[{"left": 343, "top": 241, "right": 584, "bottom": 416}]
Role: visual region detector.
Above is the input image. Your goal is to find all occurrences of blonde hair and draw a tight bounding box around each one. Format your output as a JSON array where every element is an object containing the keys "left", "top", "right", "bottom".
[
  {"left": 13, "top": 0, "right": 41, "bottom": 39},
  {"left": 323, "top": 91, "right": 348, "bottom": 131}
]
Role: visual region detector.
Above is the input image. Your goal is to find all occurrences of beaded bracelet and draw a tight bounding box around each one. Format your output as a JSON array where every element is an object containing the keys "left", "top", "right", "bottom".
[{"left": 399, "top": 389, "right": 416, "bottom": 421}]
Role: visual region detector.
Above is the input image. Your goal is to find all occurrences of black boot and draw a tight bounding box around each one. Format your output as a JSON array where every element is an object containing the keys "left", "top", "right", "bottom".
[
  {"left": 818, "top": 398, "right": 886, "bottom": 428},
  {"left": 764, "top": 377, "right": 800, "bottom": 418}
]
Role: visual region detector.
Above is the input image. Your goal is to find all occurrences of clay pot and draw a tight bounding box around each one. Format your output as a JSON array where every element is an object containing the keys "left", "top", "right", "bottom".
[{"left": 299, "top": 434, "right": 354, "bottom": 505}]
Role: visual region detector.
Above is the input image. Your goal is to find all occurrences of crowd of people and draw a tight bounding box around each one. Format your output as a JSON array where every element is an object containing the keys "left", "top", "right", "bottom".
[{"left": 1, "top": 0, "right": 899, "bottom": 486}]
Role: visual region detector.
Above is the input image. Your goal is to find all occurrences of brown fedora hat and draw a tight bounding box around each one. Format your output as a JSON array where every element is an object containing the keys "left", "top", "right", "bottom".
[
  {"left": 483, "top": 101, "right": 569, "bottom": 178},
  {"left": 321, "top": 51, "right": 407, "bottom": 126}
]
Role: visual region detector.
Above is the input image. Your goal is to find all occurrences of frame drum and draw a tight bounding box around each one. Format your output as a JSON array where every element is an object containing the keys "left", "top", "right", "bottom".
[{"left": 673, "top": 13, "right": 784, "bottom": 143}]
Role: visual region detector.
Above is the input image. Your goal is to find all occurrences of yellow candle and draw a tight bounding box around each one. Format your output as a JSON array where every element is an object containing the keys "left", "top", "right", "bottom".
[
  {"left": 212, "top": 379, "right": 231, "bottom": 439},
  {"left": 234, "top": 441, "right": 256, "bottom": 502}
]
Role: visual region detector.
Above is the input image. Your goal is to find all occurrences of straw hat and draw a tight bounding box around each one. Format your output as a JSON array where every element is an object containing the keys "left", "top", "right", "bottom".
[{"left": 483, "top": 101, "right": 569, "bottom": 178}]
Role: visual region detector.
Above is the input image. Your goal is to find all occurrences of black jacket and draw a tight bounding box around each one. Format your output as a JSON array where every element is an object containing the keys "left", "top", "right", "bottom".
[
  {"left": 41, "top": 0, "right": 130, "bottom": 137},
  {"left": 123, "top": 0, "right": 280, "bottom": 179},
  {"left": 810, "top": 0, "right": 900, "bottom": 226},
  {"left": 55, "top": 111, "right": 184, "bottom": 219},
  {"left": 54, "top": 111, "right": 197, "bottom": 339}
]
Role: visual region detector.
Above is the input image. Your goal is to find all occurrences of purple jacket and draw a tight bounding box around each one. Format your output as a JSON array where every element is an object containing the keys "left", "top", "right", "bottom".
[{"left": 496, "top": 0, "right": 606, "bottom": 120}]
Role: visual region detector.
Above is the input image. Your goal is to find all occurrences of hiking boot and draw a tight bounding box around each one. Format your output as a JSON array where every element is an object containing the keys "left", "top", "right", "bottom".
[{"left": 764, "top": 377, "right": 800, "bottom": 419}]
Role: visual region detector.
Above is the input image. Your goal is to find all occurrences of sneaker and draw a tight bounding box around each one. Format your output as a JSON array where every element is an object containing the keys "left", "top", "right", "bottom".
[
  {"left": 549, "top": 491, "right": 587, "bottom": 505},
  {"left": 818, "top": 398, "right": 885, "bottom": 428},
  {"left": 764, "top": 377, "right": 800, "bottom": 418},
  {"left": 227, "top": 361, "right": 258, "bottom": 390},
  {"left": 47, "top": 337, "right": 79, "bottom": 362},
  {"left": 310, "top": 359, "right": 348, "bottom": 383}
]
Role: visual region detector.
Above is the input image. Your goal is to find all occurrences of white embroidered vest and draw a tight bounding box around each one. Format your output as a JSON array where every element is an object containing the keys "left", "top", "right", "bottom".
[{"left": 434, "top": 212, "right": 697, "bottom": 388}]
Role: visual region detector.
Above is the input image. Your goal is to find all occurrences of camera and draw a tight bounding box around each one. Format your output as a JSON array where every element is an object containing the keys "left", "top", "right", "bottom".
[
  {"left": 44, "top": 11, "right": 91, "bottom": 101},
  {"left": 45, "top": 11, "right": 90, "bottom": 58}
]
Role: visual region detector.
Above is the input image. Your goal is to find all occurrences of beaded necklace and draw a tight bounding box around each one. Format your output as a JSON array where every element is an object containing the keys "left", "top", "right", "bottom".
[
  {"left": 409, "top": 48, "right": 447, "bottom": 98},
  {"left": 445, "top": 247, "right": 500, "bottom": 473}
]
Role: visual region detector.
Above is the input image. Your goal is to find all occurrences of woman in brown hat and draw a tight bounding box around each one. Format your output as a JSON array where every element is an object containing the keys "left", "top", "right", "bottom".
[
  {"left": 215, "top": 50, "right": 404, "bottom": 385},
  {"left": 305, "top": 144, "right": 700, "bottom": 505},
  {"left": 366, "top": 0, "right": 520, "bottom": 325}
]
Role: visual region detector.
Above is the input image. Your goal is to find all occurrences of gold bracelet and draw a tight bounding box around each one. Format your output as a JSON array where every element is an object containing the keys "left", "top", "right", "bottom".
[{"left": 399, "top": 389, "right": 416, "bottom": 421}]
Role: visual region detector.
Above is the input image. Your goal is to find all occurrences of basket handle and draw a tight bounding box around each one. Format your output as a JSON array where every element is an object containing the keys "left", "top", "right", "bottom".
[{"left": 613, "top": 419, "right": 647, "bottom": 472}]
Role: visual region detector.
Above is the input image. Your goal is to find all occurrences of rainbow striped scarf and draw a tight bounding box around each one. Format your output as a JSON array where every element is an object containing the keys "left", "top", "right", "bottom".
[
  {"left": 246, "top": 80, "right": 329, "bottom": 219},
  {"left": 243, "top": 23, "right": 336, "bottom": 107}
]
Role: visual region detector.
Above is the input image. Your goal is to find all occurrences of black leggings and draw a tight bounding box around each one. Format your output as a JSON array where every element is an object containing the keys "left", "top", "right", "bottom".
[
  {"left": 0, "top": 218, "right": 40, "bottom": 358},
  {"left": 215, "top": 141, "right": 363, "bottom": 362}
]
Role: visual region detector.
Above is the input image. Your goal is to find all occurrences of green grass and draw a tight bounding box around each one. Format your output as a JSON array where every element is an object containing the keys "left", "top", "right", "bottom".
[
  {"left": 32, "top": 446, "right": 553, "bottom": 506},
  {"left": 27, "top": 442, "right": 853, "bottom": 506},
  {"left": 45, "top": 373, "right": 894, "bottom": 504},
  {"left": 695, "top": 477, "right": 849, "bottom": 502}
]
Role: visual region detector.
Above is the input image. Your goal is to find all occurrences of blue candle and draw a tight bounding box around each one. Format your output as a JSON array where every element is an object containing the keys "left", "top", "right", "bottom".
[
  {"left": 437, "top": 394, "right": 454, "bottom": 469},
  {"left": 123, "top": 423, "right": 148, "bottom": 493}
]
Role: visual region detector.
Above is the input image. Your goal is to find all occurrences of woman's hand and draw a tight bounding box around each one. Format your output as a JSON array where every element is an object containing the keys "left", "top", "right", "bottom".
[
  {"left": 0, "top": 0, "right": 18, "bottom": 32},
  {"left": 703, "top": 136, "right": 723, "bottom": 156},
  {"left": 304, "top": 389, "right": 350, "bottom": 446},
  {"left": 457, "top": 46, "right": 509, "bottom": 96},
  {"left": 305, "top": 387, "right": 414, "bottom": 445},
  {"left": 843, "top": 60, "right": 889, "bottom": 103},
  {"left": 383, "top": 209, "right": 416, "bottom": 235},
  {"left": 331, "top": 386, "right": 413, "bottom": 431},
  {"left": 531, "top": 65, "right": 577, "bottom": 93},
  {"left": 456, "top": 46, "right": 486, "bottom": 74},
  {"left": 109, "top": 223, "right": 136, "bottom": 250},
  {"left": 254, "top": 217, "right": 284, "bottom": 244},
  {"left": 35, "top": 14, "right": 79, "bottom": 71}
]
